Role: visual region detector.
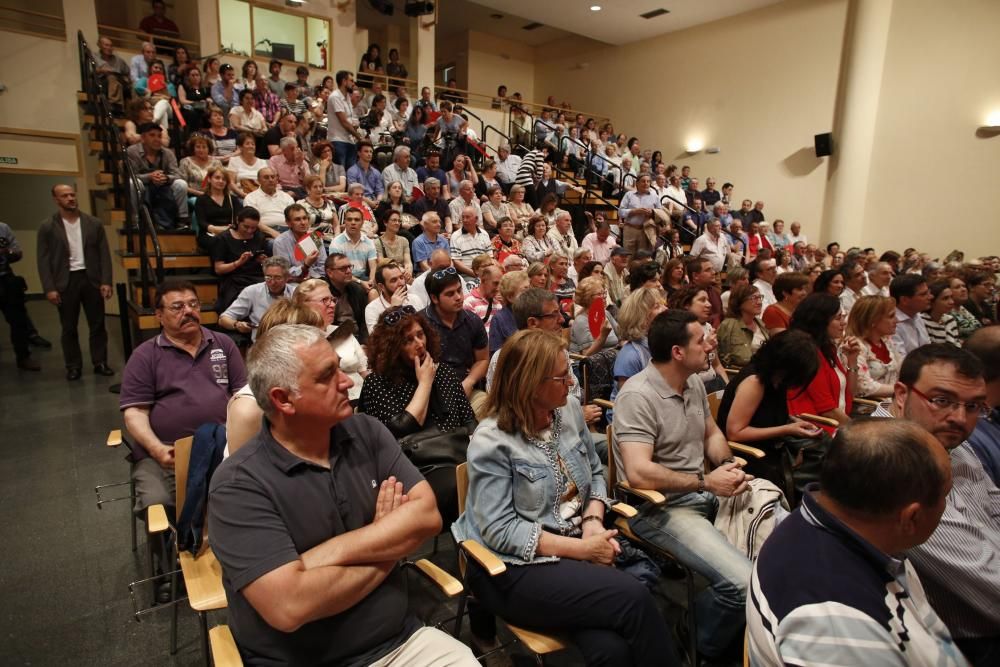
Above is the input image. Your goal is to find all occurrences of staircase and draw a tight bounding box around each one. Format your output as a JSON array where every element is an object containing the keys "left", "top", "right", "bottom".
[{"left": 77, "top": 32, "right": 218, "bottom": 351}]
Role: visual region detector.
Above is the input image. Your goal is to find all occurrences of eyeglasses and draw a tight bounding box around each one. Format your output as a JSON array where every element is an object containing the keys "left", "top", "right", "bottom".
[
  {"left": 383, "top": 305, "right": 416, "bottom": 326},
  {"left": 545, "top": 373, "right": 574, "bottom": 385},
  {"left": 431, "top": 267, "right": 458, "bottom": 280},
  {"left": 309, "top": 296, "right": 335, "bottom": 306},
  {"left": 263, "top": 275, "right": 286, "bottom": 282},
  {"left": 907, "top": 385, "right": 990, "bottom": 419},
  {"left": 164, "top": 300, "right": 201, "bottom": 313},
  {"left": 330, "top": 264, "right": 353, "bottom": 273}
]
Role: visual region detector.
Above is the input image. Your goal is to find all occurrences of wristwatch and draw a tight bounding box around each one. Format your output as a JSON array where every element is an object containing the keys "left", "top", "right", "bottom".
[{"left": 696, "top": 470, "right": 705, "bottom": 493}]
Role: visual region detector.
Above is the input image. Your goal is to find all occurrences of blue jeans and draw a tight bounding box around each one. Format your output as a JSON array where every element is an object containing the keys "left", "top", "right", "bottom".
[
  {"left": 629, "top": 491, "right": 751, "bottom": 658},
  {"left": 333, "top": 141, "right": 357, "bottom": 170}
]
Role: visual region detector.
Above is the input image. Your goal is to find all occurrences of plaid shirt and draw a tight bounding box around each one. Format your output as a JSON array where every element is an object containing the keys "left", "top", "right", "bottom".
[{"left": 253, "top": 89, "right": 282, "bottom": 124}]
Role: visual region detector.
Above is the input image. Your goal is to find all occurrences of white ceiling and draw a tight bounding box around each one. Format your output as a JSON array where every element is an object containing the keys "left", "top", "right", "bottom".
[{"left": 467, "top": 0, "right": 787, "bottom": 45}]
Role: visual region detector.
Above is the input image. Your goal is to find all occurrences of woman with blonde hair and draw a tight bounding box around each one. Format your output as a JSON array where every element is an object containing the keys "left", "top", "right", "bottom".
[
  {"left": 194, "top": 165, "right": 236, "bottom": 237},
  {"left": 291, "top": 278, "right": 368, "bottom": 400},
  {"left": 452, "top": 329, "right": 677, "bottom": 666},
  {"left": 224, "top": 299, "right": 323, "bottom": 457},
  {"left": 610, "top": 287, "right": 667, "bottom": 401},
  {"left": 845, "top": 294, "right": 902, "bottom": 399},
  {"left": 569, "top": 276, "right": 619, "bottom": 356},
  {"left": 527, "top": 261, "right": 551, "bottom": 289},
  {"left": 506, "top": 184, "right": 534, "bottom": 232}
]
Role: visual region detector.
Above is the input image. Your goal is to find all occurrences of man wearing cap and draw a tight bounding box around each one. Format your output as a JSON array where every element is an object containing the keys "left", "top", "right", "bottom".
[
  {"left": 607, "top": 247, "right": 631, "bottom": 308},
  {"left": 125, "top": 122, "right": 190, "bottom": 229}
]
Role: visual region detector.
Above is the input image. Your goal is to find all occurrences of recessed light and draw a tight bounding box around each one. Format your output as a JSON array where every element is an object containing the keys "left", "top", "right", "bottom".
[{"left": 590, "top": 5, "right": 602, "bottom": 11}]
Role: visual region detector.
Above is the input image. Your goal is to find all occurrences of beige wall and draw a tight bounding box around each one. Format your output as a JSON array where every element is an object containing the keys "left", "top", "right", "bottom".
[
  {"left": 862, "top": 0, "right": 1000, "bottom": 257},
  {"left": 535, "top": 0, "right": 848, "bottom": 249},
  {"left": 466, "top": 31, "right": 534, "bottom": 103}
]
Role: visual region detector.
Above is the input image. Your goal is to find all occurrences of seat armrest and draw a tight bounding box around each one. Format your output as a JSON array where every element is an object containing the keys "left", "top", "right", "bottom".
[
  {"left": 609, "top": 502, "right": 637, "bottom": 518},
  {"left": 459, "top": 540, "right": 507, "bottom": 576},
  {"left": 568, "top": 353, "right": 586, "bottom": 362},
  {"left": 592, "top": 398, "right": 614, "bottom": 410},
  {"left": 728, "top": 441, "right": 766, "bottom": 459},
  {"left": 797, "top": 413, "right": 839, "bottom": 428},
  {"left": 411, "top": 559, "right": 463, "bottom": 597},
  {"left": 852, "top": 397, "right": 881, "bottom": 407},
  {"left": 107, "top": 429, "right": 123, "bottom": 447},
  {"left": 618, "top": 481, "right": 666, "bottom": 504},
  {"left": 209, "top": 625, "right": 243, "bottom": 667},
  {"left": 147, "top": 504, "right": 169, "bottom": 533}
]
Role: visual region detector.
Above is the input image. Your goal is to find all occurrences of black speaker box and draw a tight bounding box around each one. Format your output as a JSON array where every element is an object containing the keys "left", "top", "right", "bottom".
[{"left": 815, "top": 132, "right": 833, "bottom": 157}]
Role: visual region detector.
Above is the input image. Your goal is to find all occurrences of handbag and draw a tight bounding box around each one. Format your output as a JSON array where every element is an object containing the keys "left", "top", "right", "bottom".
[
  {"left": 778, "top": 432, "right": 833, "bottom": 499},
  {"left": 398, "top": 421, "right": 474, "bottom": 473}
]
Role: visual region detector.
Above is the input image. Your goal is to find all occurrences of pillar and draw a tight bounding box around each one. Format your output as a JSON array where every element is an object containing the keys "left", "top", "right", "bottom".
[
  {"left": 820, "top": 0, "right": 893, "bottom": 246},
  {"left": 410, "top": 14, "right": 434, "bottom": 96}
]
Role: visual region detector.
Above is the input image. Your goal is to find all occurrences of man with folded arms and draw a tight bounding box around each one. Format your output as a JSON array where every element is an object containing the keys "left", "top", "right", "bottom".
[
  {"left": 209, "top": 324, "right": 477, "bottom": 666},
  {"left": 748, "top": 418, "right": 968, "bottom": 666}
]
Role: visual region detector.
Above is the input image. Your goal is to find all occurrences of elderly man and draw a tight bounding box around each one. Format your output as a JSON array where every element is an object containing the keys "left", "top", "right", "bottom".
[
  {"left": 126, "top": 122, "right": 189, "bottom": 229},
  {"left": 129, "top": 41, "right": 156, "bottom": 83},
  {"left": 450, "top": 207, "right": 491, "bottom": 287},
  {"left": 873, "top": 345, "right": 1000, "bottom": 663},
  {"left": 381, "top": 145, "right": 419, "bottom": 196},
  {"left": 208, "top": 324, "right": 478, "bottom": 667},
  {"left": 581, "top": 218, "right": 618, "bottom": 264},
  {"left": 447, "top": 180, "right": 483, "bottom": 231},
  {"left": 546, "top": 209, "right": 580, "bottom": 259},
  {"left": 411, "top": 212, "right": 450, "bottom": 273},
  {"left": 618, "top": 174, "right": 664, "bottom": 255},
  {"left": 732, "top": 199, "right": 754, "bottom": 225},
  {"left": 95, "top": 36, "right": 131, "bottom": 106},
  {"left": 272, "top": 204, "right": 326, "bottom": 281},
  {"left": 326, "top": 70, "right": 363, "bottom": 169},
  {"left": 690, "top": 218, "right": 731, "bottom": 274},
  {"left": 606, "top": 247, "right": 631, "bottom": 307},
  {"left": 37, "top": 184, "right": 114, "bottom": 379},
  {"left": 748, "top": 419, "right": 966, "bottom": 666},
  {"left": 567, "top": 248, "right": 592, "bottom": 283},
  {"left": 243, "top": 168, "right": 295, "bottom": 235},
  {"left": 410, "top": 177, "right": 451, "bottom": 234},
  {"left": 365, "top": 261, "right": 411, "bottom": 332},
  {"left": 726, "top": 220, "right": 749, "bottom": 263},
  {"left": 220, "top": 256, "right": 295, "bottom": 341},
  {"left": 711, "top": 201, "right": 733, "bottom": 230},
  {"left": 752, "top": 258, "right": 778, "bottom": 309},
  {"left": 748, "top": 200, "right": 766, "bottom": 224},
  {"left": 494, "top": 143, "right": 521, "bottom": 187},
  {"left": 700, "top": 177, "right": 721, "bottom": 208},
  {"left": 863, "top": 261, "right": 893, "bottom": 297},
  {"left": 616, "top": 310, "right": 752, "bottom": 661},
  {"left": 267, "top": 137, "right": 309, "bottom": 199},
  {"left": 891, "top": 274, "right": 932, "bottom": 354},
  {"left": 787, "top": 221, "right": 807, "bottom": 246},
  {"left": 463, "top": 264, "right": 503, "bottom": 334},
  {"left": 323, "top": 253, "right": 372, "bottom": 342},
  {"left": 259, "top": 111, "right": 298, "bottom": 159}
]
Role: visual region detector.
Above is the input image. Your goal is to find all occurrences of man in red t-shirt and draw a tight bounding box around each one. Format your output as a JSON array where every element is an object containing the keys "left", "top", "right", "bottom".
[{"left": 139, "top": 0, "right": 180, "bottom": 37}]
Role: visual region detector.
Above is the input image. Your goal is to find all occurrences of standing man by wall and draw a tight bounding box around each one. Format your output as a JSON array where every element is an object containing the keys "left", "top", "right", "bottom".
[
  {"left": 36, "top": 185, "right": 113, "bottom": 381},
  {"left": 0, "top": 222, "right": 39, "bottom": 370}
]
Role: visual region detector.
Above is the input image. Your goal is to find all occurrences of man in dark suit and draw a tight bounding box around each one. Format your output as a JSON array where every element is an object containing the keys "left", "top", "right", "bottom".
[{"left": 37, "top": 184, "right": 114, "bottom": 380}]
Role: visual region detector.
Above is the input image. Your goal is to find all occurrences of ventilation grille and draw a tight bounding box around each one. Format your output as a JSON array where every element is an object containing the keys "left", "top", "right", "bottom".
[
  {"left": 640, "top": 8, "right": 670, "bottom": 19},
  {"left": 522, "top": 22, "right": 544, "bottom": 30}
]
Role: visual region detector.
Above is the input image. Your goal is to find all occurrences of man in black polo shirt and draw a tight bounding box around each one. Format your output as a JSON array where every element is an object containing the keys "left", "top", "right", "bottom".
[
  {"left": 421, "top": 267, "right": 488, "bottom": 399},
  {"left": 208, "top": 324, "right": 477, "bottom": 666}
]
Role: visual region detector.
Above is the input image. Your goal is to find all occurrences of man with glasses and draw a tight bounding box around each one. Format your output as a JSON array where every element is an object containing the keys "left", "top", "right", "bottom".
[
  {"left": 700, "top": 178, "right": 721, "bottom": 208},
  {"left": 873, "top": 344, "right": 1000, "bottom": 663},
  {"left": 323, "top": 252, "right": 373, "bottom": 343},
  {"left": 219, "top": 257, "right": 295, "bottom": 341},
  {"left": 120, "top": 279, "right": 246, "bottom": 599}
]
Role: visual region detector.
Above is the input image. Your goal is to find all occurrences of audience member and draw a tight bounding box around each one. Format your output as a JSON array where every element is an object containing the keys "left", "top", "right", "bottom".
[
  {"left": 964, "top": 271, "right": 997, "bottom": 326},
  {"left": 486, "top": 271, "right": 530, "bottom": 354},
  {"left": 375, "top": 209, "right": 413, "bottom": 278},
  {"left": 242, "top": 168, "right": 295, "bottom": 236},
  {"left": 219, "top": 256, "right": 294, "bottom": 340},
  {"left": 687, "top": 257, "right": 723, "bottom": 328},
  {"left": 747, "top": 419, "right": 966, "bottom": 666},
  {"left": 690, "top": 219, "right": 731, "bottom": 274},
  {"left": 322, "top": 253, "right": 371, "bottom": 342},
  {"left": 717, "top": 284, "right": 769, "bottom": 369},
  {"left": 546, "top": 210, "right": 580, "bottom": 259},
  {"left": 922, "top": 280, "right": 961, "bottom": 346},
  {"left": 615, "top": 310, "right": 751, "bottom": 661},
  {"left": 226, "top": 132, "right": 268, "bottom": 187},
  {"left": 347, "top": 141, "right": 385, "bottom": 206},
  {"left": 669, "top": 285, "right": 729, "bottom": 392},
  {"left": 463, "top": 264, "right": 503, "bottom": 334},
  {"left": 609, "top": 287, "right": 668, "bottom": 404},
  {"left": 454, "top": 329, "right": 678, "bottom": 666},
  {"left": 36, "top": 184, "right": 113, "bottom": 380},
  {"left": 581, "top": 218, "right": 618, "bottom": 264},
  {"left": 949, "top": 275, "right": 982, "bottom": 341},
  {"left": 751, "top": 258, "right": 778, "bottom": 309},
  {"left": 762, "top": 271, "right": 808, "bottom": 335},
  {"left": 891, "top": 273, "right": 932, "bottom": 355},
  {"left": 95, "top": 36, "right": 131, "bottom": 106},
  {"left": 862, "top": 261, "right": 893, "bottom": 297},
  {"left": 329, "top": 207, "right": 377, "bottom": 288},
  {"left": 965, "top": 326, "right": 1000, "bottom": 486},
  {"left": 839, "top": 260, "right": 866, "bottom": 314},
  {"left": 421, "top": 267, "right": 488, "bottom": 402},
  {"left": 411, "top": 177, "right": 451, "bottom": 234},
  {"left": 618, "top": 174, "right": 663, "bottom": 255},
  {"left": 522, "top": 216, "right": 555, "bottom": 264},
  {"left": 0, "top": 222, "right": 39, "bottom": 370},
  {"left": 267, "top": 137, "right": 309, "bottom": 199},
  {"left": 450, "top": 208, "right": 491, "bottom": 287},
  {"left": 210, "top": 206, "right": 269, "bottom": 313},
  {"left": 129, "top": 41, "right": 156, "bottom": 83},
  {"left": 139, "top": 0, "right": 179, "bottom": 37},
  {"left": 126, "top": 122, "right": 189, "bottom": 229},
  {"left": 846, "top": 295, "right": 902, "bottom": 399},
  {"left": 569, "top": 276, "right": 619, "bottom": 356},
  {"left": 272, "top": 204, "right": 326, "bottom": 281},
  {"left": 365, "top": 261, "right": 412, "bottom": 333}
]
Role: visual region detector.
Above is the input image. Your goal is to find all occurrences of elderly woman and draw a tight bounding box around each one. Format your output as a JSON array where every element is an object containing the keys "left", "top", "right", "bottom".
[
  {"left": 507, "top": 184, "right": 535, "bottom": 232},
  {"left": 291, "top": 279, "right": 368, "bottom": 401},
  {"left": 491, "top": 216, "right": 522, "bottom": 261},
  {"left": 762, "top": 271, "right": 809, "bottom": 335},
  {"left": 669, "top": 285, "right": 729, "bottom": 392},
  {"left": 846, "top": 295, "right": 903, "bottom": 399},
  {"left": 717, "top": 283, "right": 769, "bottom": 369},
  {"left": 452, "top": 329, "right": 677, "bottom": 666},
  {"left": 297, "top": 174, "right": 338, "bottom": 240},
  {"left": 359, "top": 305, "right": 475, "bottom": 524},
  {"left": 921, "top": 279, "right": 960, "bottom": 346},
  {"left": 522, "top": 215, "right": 555, "bottom": 264},
  {"left": 481, "top": 185, "right": 510, "bottom": 234},
  {"left": 569, "top": 276, "right": 619, "bottom": 356},
  {"left": 224, "top": 299, "right": 324, "bottom": 457},
  {"left": 788, "top": 293, "right": 862, "bottom": 431},
  {"left": 610, "top": 287, "right": 667, "bottom": 403}
]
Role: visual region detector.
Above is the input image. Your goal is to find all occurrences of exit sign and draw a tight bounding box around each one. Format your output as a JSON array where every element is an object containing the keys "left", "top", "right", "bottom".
[{"left": 0, "top": 157, "right": 18, "bottom": 165}]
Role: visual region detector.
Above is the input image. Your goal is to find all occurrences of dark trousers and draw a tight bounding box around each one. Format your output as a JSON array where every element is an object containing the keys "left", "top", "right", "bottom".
[
  {"left": 0, "top": 273, "right": 31, "bottom": 360},
  {"left": 466, "top": 556, "right": 678, "bottom": 667},
  {"left": 57, "top": 270, "right": 108, "bottom": 369}
]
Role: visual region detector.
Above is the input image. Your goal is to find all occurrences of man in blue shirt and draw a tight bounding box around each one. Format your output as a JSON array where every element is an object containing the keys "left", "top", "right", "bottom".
[
  {"left": 345, "top": 140, "right": 384, "bottom": 208},
  {"left": 965, "top": 326, "right": 1000, "bottom": 486},
  {"left": 411, "top": 212, "right": 450, "bottom": 273}
]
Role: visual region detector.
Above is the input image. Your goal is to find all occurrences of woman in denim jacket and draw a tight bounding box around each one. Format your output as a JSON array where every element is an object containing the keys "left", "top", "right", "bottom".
[{"left": 452, "top": 330, "right": 677, "bottom": 666}]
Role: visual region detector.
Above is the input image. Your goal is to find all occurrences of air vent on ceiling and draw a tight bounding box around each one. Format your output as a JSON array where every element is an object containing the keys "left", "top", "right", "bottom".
[
  {"left": 522, "top": 22, "right": 544, "bottom": 31},
  {"left": 639, "top": 8, "right": 670, "bottom": 19}
]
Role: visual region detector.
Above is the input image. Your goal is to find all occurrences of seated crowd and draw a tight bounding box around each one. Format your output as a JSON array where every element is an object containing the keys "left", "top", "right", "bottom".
[{"left": 98, "top": 27, "right": 1000, "bottom": 667}]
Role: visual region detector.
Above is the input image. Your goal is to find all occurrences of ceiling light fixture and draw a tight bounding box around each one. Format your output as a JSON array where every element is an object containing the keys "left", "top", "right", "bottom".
[{"left": 590, "top": 5, "right": 602, "bottom": 10}]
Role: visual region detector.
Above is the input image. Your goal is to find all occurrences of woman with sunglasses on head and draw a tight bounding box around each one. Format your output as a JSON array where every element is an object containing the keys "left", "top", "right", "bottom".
[
  {"left": 452, "top": 329, "right": 678, "bottom": 667},
  {"left": 359, "top": 305, "right": 475, "bottom": 525}
]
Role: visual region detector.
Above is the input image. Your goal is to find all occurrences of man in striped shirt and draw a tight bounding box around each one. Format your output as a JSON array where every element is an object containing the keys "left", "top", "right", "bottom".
[
  {"left": 872, "top": 344, "right": 1000, "bottom": 664},
  {"left": 748, "top": 419, "right": 969, "bottom": 667},
  {"left": 449, "top": 207, "right": 490, "bottom": 289},
  {"left": 513, "top": 142, "right": 549, "bottom": 207}
]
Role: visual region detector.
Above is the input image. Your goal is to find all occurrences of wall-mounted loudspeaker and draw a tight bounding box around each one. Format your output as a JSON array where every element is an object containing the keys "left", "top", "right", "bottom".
[{"left": 814, "top": 132, "right": 833, "bottom": 157}]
